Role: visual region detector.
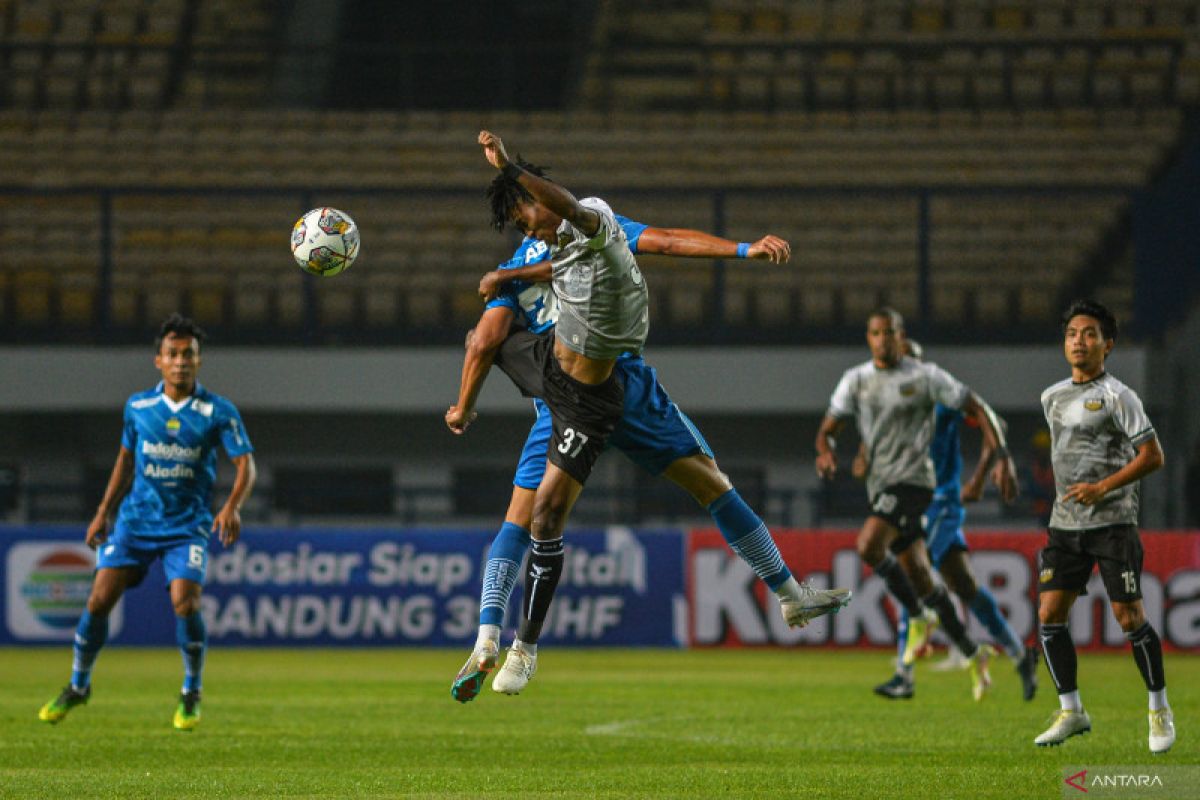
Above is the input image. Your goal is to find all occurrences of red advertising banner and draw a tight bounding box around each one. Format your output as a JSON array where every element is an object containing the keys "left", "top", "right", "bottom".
[{"left": 687, "top": 529, "right": 1200, "bottom": 651}]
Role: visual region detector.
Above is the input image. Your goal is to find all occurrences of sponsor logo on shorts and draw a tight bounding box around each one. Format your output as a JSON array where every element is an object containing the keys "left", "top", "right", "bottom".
[{"left": 1040, "top": 568, "right": 1055, "bottom": 583}]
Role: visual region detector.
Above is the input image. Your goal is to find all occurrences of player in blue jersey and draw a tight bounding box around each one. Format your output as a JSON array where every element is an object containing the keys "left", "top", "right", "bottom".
[
  {"left": 446, "top": 159, "right": 848, "bottom": 700},
  {"left": 865, "top": 339, "right": 1038, "bottom": 701},
  {"left": 38, "top": 314, "right": 256, "bottom": 730}
]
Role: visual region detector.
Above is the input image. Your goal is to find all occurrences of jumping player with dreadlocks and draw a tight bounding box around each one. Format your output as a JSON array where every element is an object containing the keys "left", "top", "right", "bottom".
[{"left": 445, "top": 133, "right": 851, "bottom": 695}]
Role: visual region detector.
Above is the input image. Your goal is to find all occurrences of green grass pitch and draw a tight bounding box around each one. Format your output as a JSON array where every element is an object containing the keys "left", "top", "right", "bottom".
[{"left": 2, "top": 647, "right": 1195, "bottom": 798}]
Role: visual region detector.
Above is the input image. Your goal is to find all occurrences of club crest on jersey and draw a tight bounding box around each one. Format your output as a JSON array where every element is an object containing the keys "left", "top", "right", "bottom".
[
  {"left": 166, "top": 417, "right": 181, "bottom": 436},
  {"left": 898, "top": 382, "right": 917, "bottom": 397},
  {"left": 1084, "top": 399, "right": 1104, "bottom": 412}
]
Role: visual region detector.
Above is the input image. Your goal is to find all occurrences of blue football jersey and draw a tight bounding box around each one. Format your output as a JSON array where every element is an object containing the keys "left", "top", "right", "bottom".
[
  {"left": 114, "top": 381, "right": 253, "bottom": 540},
  {"left": 486, "top": 214, "right": 648, "bottom": 331},
  {"left": 929, "top": 403, "right": 964, "bottom": 500}
]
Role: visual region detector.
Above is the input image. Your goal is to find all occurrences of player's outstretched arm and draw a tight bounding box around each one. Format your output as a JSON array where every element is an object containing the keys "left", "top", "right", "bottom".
[
  {"left": 638, "top": 229, "right": 791, "bottom": 264},
  {"left": 213, "top": 453, "right": 256, "bottom": 547},
  {"left": 476, "top": 230, "right": 792, "bottom": 299},
  {"left": 962, "top": 393, "right": 1018, "bottom": 503},
  {"left": 1063, "top": 436, "right": 1164, "bottom": 507},
  {"left": 86, "top": 446, "right": 134, "bottom": 548},
  {"left": 479, "top": 130, "right": 601, "bottom": 236},
  {"left": 447, "top": 306, "right": 514, "bottom": 434},
  {"left": 815, "top": 414, "right": 845, "bottom": 480}
]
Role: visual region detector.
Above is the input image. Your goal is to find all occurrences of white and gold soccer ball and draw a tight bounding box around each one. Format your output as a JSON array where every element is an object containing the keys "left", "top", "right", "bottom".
[{"left": 291, "top": 207, "right": 360, "bottom": 277}]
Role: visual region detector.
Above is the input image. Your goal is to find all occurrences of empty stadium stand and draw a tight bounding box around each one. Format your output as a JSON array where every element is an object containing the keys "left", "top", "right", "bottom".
[{"left": 0, "top": 0, "right": 1193, "bottom": 341}]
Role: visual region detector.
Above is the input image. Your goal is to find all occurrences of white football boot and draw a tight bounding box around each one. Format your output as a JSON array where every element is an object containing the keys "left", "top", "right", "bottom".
[
  {"left": 1149, "top": 708, "right": 1175, "bottom": 754},
  {"left": 967, "top": 644, "right": 995, "bottom": 702},
  {"left": 1034, "top": 708, "right": 1092, "bottom": 746},
  {"left": 491, "top": 643, "right": 537, "bottom": 695},
  {"left": 780, "top": 583, "right": 853, "bottom": 628},
  {"left": 451, "top": 639, "right": 499, "bottom": 703}
]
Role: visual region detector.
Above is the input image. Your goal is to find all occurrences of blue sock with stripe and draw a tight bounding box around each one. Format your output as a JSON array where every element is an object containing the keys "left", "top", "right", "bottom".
[
  {"left": 176, "top": 612, "right": 207, "bottom": 693},
  {"left": 480, "top": 522, "right": 531, "bottom": 628},
  {"left": 708, "top": 489, "right": 792, "bottom": 591},
  {"left": 71, "top": 610, "right": 108, "bottom": 690},
  {"left": 968, "top": 587, "right": 1024, "bottom": 661}
]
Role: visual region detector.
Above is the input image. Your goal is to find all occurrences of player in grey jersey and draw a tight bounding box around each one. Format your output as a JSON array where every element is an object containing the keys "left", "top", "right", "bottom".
[
  {"left": 815, "top": 308, "right": 1018, "bottom": 701},
  {"left": 1033, "top": 300, "right": 1173, "bottom": 753},
  {"left": 471, "top": 130, "right": 650, "bottom": 691}
]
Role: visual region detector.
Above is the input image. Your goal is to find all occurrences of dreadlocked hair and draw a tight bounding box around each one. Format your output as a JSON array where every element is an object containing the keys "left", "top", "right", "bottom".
[{"left": 485, "top": 157, "right": 550, "bottom": 232}]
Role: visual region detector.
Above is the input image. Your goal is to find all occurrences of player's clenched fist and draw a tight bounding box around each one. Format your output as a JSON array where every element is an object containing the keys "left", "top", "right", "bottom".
[
  {"left": 815, "top": 451, "right": 838, "bottom": 480},
  {"left": 85, "top": 512, "right": 110, "bottom": 549},
  {"left": 479, "top": 130, "right": 510, "bottom": 170},
  {"left": 445, "top": 405, "right": 477, "bottom": 435}
]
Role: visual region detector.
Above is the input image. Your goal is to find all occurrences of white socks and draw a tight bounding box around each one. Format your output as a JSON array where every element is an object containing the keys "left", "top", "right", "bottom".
[
  {"left": 476, "top": 624, "right": 500, "bottom": 649},
  {"left": 773, "top": 576, "right": 803, "bottom": 603},
  {"left": 1059, "top": 690, "right": 1083, "bottom": 712}
]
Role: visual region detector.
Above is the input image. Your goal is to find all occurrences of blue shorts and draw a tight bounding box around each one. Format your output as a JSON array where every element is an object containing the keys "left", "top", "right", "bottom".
[
  {"left": 96, "top": 530, "right": 209, "bottom": 586},
  {"left": 923, "top": 496, "right": 968, "bottom": 567},
  {"left": 512, "top": 355, "right": 714, "bottom": 489}
]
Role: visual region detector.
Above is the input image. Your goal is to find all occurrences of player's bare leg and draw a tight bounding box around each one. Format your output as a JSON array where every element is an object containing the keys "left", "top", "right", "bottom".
[
  {"left": 897, "top": 540, "right": 992, "bottom": 700},
  {"left": 939, "top": 550, "right": 1038, "bottom": 699}
]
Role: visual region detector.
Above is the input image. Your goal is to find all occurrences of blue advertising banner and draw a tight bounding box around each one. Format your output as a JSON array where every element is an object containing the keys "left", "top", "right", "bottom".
[{"left": 0, "top": 526, "right": 684, "bottom": 647}]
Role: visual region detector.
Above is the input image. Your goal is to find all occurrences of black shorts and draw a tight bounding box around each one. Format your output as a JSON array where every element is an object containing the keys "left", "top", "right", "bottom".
[
  {"left": 1038, "top": 524, "right": 1144, "bottom": 602},
  {"left": 493, "top": 329, "right": 623, "bottom": 485},
  {"left": 868, "top": 484, "right": 933, "bottom": 554}
]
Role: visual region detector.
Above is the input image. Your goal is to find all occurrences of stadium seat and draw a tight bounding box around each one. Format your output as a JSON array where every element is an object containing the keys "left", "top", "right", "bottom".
[{"left": 0, "top": 0, "right": 1188, "bottom": 337}]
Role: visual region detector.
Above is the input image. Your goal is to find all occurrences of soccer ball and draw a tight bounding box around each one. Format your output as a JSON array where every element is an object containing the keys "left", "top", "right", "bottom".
[{"left": 291, "top": 207, "right": 360, "bottom": 277}]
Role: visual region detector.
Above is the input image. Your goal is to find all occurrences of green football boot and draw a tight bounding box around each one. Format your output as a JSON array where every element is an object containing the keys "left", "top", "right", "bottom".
[{"left": 38, "top": 685, "right": 90, "bottom": 724}]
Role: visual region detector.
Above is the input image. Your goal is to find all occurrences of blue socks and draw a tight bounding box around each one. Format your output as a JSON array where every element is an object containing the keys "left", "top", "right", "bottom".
[
  {"left": 475, "top": 491, "right": 792, "bottom": 637},
  {"left": 71, "top": 610, "right": 108, "bottom": 690},
  {"left": 480, "top": 522, "right": 531, "bottom": 627},
  {"left": 176, "top": 612, "right": 207, "bottom": 693},
  {"left": 968, "top": 587, "right": 1024, "bottom": 660},
  {"left": 708, "top": 489, "right": 791, "bottom": 590},
  {"left": 72, "top": 609, "right": 208, "bottom": 693}
]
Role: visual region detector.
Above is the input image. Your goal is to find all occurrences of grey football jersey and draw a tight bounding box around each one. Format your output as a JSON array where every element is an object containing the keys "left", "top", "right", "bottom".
[
  {"left": 551, "top": 197, "right": 649, "bottom": 359},
  {"left": 829, "top": 357, "right": 969, "bottom": 500},
  {"left": 1042, "top": 372, "right": 1156, "bottom": 530}
]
